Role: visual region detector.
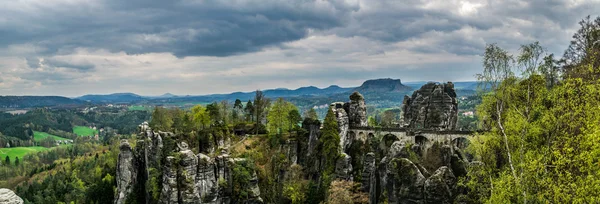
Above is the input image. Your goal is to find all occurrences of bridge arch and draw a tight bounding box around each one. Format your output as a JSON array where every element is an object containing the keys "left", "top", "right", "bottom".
[
  {"left": 415, "top": 135, "right": 429, "bottom": 146},
  {"left": 452, "top": 137, "right": 469, "bottom": 149},
  {"left": 358, "top": 132, "right": 366, "bottom": 142},
  {"left": 383, "top": 133, "right": 399, "bottom": 148}
]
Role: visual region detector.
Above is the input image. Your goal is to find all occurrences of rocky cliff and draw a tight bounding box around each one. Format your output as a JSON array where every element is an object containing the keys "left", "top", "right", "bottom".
[
  {"left": 326, "top": 88, "right": 473, "bottom": 204},
  {"left": 401, "top": 82, "right": 458, "bottom": 130},
  {"left": 0, "top": 189, "right": 23, "bottom": 204},
  {"left": 114, "top": 122, "right": 262, "bottom": 204}
]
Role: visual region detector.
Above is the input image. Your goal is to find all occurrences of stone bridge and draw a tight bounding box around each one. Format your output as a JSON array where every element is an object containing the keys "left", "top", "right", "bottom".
[{"left": 348, "top": 126, "right": 474, "bottom": 148}]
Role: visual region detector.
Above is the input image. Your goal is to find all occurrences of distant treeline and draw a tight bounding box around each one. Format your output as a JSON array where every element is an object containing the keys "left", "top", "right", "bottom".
[{"left": 0, "top": 108, "right": 150, "bottom": 142}]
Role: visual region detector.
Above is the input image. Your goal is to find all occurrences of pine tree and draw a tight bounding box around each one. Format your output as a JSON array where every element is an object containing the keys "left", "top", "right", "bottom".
[{"left": 320, "top": 107, "right": 340, "bottom": 173}]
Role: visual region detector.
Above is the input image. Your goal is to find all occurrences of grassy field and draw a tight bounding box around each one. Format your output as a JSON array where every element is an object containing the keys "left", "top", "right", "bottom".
[
  {"left": 33, "top": 131, "right": 69, "bottom": 141},
  {"left": 0, "top": 146, "right": 48, "bottom": 163},
  {"left": 128, "top": 105, "right": 151, "bottom": 111},
  {"left": 73, "top": 126, "right": 98, "bottom": 137}
]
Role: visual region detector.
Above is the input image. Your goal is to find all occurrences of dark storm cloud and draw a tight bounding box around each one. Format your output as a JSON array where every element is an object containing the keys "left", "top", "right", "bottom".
[
  {"left": 0, "top": 0, "right": 359, "bottom": 57},
  {"left": 1, "top": 0, "right": 598, "bottom": 58},
  {"left": 43, "top": 59, "right": 96, "bottom": 71},
  {"left": 2, "top": 0, "right": 600, "bottom": 96},
  {"left": 329, "top": 0, "right": 600, "bottom": 55}
]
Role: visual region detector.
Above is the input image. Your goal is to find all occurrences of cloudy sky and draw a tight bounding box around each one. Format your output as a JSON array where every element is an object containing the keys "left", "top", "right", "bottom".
[{"left": 0, "top": 0, "right": 598, "bottom": 97}]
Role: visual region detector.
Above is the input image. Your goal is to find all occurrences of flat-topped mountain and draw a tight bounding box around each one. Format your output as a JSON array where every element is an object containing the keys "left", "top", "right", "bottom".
[
  {"left": 77, "top": 93, "right": 144, "bottom": 103},
  {"left": 353, "top": 78, "right": 412, "bottom": 93}
]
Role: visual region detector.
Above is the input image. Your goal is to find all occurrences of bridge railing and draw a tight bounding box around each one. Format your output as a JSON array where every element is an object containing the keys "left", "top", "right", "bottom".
[{"left": 348, "top": 126, "right": 479, "bottom": 135}]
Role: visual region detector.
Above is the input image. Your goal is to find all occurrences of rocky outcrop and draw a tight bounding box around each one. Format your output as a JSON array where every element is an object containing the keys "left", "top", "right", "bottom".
[
  {"left": 371, "top": 142, "right": 471, "bottom": 204},
  {"left": 304, "top": 119, "right": 320, "bottom": 158},
  {"left": 160, "top": 156, "right": 179, "bottom": 204},
  {"left": 178, "top": 142, "right": 200, "bottom": 203},
  {"left": 348, "top": 92, "right": 368, "bottom": 127},
  {"left": 115, "top": 140, "right": 136, "bottom": 204},
  {"left": 197, "top": 153, "right": 218, "bottom": 203},
  {"left": 387, "top": 158, "right": 426, "bottom": 203},
  {"left": 284, "top": 139, "right": 298, "bottom": 165},
  {"left": 402, "top": 82, "right": 458, "bottom": 130},
  {"left": 361, "top": 152, "right": 376, "bottom": 192},
  {"left": 424, "top": 167, "right": 456, "bottom": 204},
  {"left": 115, "top": 123, "right": 263, "bottom": 204},
  {"left": 335, "top": 153, "right": 353, "bottom": 180},
  {"left": 330, "top": 102, "right": 351, "bottom": 153},
  {"left": 0, "top": 189, "right": 23, "bottom": 204}
]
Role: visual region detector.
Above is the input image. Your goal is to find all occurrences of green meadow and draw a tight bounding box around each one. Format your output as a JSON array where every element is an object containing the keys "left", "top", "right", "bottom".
[
  {"left": 33, "top": 131, "right": 69, "bottom": 141},
  {"left": 128, "top": 105, "right": 151, "bottom": 111},
  {"left": 73, "top": 126, "right": 98, "bottom": 137},
  {"left": 0, "top": 146, "right": 48, "bottom": 163}
]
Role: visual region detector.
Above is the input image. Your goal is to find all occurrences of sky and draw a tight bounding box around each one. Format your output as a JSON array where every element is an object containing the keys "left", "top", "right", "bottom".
[{"left": 0, "top": 0, "right": 598, "bottom": 97}]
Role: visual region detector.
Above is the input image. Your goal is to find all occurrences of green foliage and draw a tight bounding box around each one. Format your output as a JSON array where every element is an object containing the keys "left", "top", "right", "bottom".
[
  {"left": 14, "top": 142, "right": 116, "bottom": 203},
  {"left": 282, "top": 164, "right": 309, "bottom": 204},
  {"left": 244, "top": 100, "right": 254, "bottom": 122},
  {"left": 267, "top": 98, "right": 297, "bottom": 136},
  {"left": 380, "top": 109, "right": 398, "bottom": 127},
  {"left": 320, "top": 107, "right": 340, "bottom": 174},
  {"left": 149, "top": 107, "right": 173, "bottom": 131},
  {"left": 466, "top": 34, "right": 600, "bottom": 202},
  {"left": 231, "top": 160, "right": 256, "bottom": 202},
  {"left": 191, "top": 105, "right": 211, "bottom": 129},
  {"left": 303, "top": 108, "right": 319, "bottom": 121}
]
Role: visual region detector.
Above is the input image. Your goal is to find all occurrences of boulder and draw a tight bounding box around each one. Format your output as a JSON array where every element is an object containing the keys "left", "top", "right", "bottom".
[
  {"left": 0, "top": 189, "right": 23, "bottom": 204},
  {"left": 424, "top": 166, "right": 456, "bottom": 204},
  {"left": 388, "top": 158, "right": 426, "bottom": 204}
]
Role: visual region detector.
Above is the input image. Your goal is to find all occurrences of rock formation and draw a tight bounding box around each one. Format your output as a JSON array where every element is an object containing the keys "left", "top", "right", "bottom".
[
  {"left": 197, "top": 153, "right": 218, "bottom": 203},
  {"left": 160, "top": 156, "right": 179, "bottom": 204},
  {"left": 330, "top": 91, "right": 368, "bottom": 154},
  {"left": 369, "top": 141, "right": 470, "bottom": 204},
  {"left": 330, "top": 102, "right": 351, "bottom": 153},
  {"left": 178, "top": 142, "right": 200, "bottom": 203},
  {"left": 348, "top": 92, "right": 368, "bottom": 127},
  {"left": 115, "top": 124, "right": 263, "bottom": 204},
  {"left": 361, "top": 152, "right": 376, "bottom": 192},
  {"left": 402, "top": 82, "right": 458, "bottom": 130},
  {"left": 115, "top": 140, "right": 136, "bottom": 204},
  {"left": 0, "top": 189, "right": 23, "bottom": 204},
  {"left": 335, "top": 153, "right": 353, "bottom": 180},
  {"left": 424, "top": 167, "right": 456, "bottom": 204}
]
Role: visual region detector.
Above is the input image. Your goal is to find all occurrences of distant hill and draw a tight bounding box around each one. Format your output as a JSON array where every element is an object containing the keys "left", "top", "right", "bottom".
[
  {"left": 0, "top": 96, "right": 87, "bottom": 109},
  {"left": 77, "top": 93, "right": 144, "bottom": 103},
  {"left": 353, "top": 78, "right": 412, "bottom": 93},
  {"left": 145, "top": 93, "right": 178, "bottom": 99},
  {"left": 71, "top": 79, "right": 478, "bottom": 105},
  {"left": 79, "top": 85, "right": 353, "bottom": 104}
]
